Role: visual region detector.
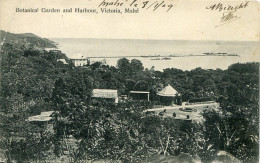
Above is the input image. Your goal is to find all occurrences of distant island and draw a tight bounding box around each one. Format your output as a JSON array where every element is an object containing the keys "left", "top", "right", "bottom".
[{"left": 203, "top": 52, "right": 239, "bottom": 56}]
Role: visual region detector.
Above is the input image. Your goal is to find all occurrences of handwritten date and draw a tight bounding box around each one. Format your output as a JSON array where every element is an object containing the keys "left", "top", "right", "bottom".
[{"left": 98, "top": 0, "right": 174, "bottom": 12}]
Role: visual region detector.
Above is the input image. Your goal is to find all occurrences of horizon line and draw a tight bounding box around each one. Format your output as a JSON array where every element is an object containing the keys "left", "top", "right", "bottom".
[
  {"left": 48, "top": 37, "right": 260, "bottom": 42},
  {"left": 1, "top": 30, "right": 259, "bottom": 42}
]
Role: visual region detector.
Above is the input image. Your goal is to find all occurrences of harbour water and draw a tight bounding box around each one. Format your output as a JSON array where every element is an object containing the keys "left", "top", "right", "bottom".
[{"left": 50, "top": 38, "right": 259, "bottom": 71}]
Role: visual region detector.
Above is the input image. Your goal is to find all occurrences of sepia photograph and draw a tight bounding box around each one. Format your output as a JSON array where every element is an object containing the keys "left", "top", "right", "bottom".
[{"left": 0, "top": 0, "right": 259, "bottom": 162}]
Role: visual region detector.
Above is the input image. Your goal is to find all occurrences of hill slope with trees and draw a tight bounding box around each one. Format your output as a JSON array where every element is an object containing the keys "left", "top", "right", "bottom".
[{"left": 0, "top": 30, "right": 56, "bottom": 49}]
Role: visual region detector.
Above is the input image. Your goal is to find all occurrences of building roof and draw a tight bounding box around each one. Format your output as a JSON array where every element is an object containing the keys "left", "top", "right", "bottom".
[
  {"left": 40, "top": 111, "right": 54, "bottom": 116},
  {"left": 71, "top": 58, "right": 88, "bottom": 61},
  {"left": 28, "top": 116, "right": 52, "bottom": 122},
  {"left": 130, "top": 91, "right": 150, "bottom": 94},
  {"left": 70, "top": 55, "right": 88, "bottom": 60},
  {"left": 92, "top": 89, "right": 118, "bottom": 99},
  {"left": 57, "top": 59, "right": 68, "bottom": 64},
  {"left": 27, "top": 111, "right": 54, "bottom": 122},
  {"left": 157, "top": 84, "right": 178, "bottom": 97}
]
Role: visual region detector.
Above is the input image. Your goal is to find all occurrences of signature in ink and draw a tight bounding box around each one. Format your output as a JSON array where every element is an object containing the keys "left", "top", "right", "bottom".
[{"left": 216, "top": 11, "right": 241, "bottom": 27}]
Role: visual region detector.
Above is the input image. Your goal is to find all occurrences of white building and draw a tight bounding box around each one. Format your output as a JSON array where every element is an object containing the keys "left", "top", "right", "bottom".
[
  {"left": 92, "top": 89, "right": 119, "bottom": 103},
  {"left": 71, "top": 56, "right": 89, "bottom": 67}
]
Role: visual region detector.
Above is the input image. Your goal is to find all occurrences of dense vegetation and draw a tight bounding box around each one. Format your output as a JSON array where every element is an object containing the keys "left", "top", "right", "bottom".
[
  {"left": 0, "top": 32, "right": 258, "bottom": 162},
  {"left": 0, "top": 30, "right": 56, "bottom": 49}
]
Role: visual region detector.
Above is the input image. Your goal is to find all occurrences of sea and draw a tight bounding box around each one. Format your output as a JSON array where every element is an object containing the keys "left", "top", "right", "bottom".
[{"left": 50, "top": 38, "right": 259, "bottom": 71}]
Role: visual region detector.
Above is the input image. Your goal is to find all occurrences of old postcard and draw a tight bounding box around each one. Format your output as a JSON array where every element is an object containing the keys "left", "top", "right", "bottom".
[{"left": 0, "top": 0, "right": 259, "bottom": 162}]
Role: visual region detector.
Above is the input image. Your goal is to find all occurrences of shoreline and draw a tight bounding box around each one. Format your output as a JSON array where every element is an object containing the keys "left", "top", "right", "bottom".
[{"left": 72, "top": 54, "right": 240, "bottom": 59}]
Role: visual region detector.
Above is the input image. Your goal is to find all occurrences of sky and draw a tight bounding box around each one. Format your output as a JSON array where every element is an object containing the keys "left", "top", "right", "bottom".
[{"left": 0, "top": 0, "right": 260, "bottom": 41}]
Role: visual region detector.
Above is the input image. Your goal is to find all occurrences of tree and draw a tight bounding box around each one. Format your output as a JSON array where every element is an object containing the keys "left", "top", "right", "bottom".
[
  {"left": 130, "top": 59, "right": 144, "bottom": 73},
  {"left": 52, "top": 78, "right": 66, "bottom": 105},
  {"left": 117, "top": 58, "right": 130, "bottom": 75},
  {"left": 134, "top": 80, "right": 149, "bottom": 91},
  {"left": 201, "top": 107, "right": 258, "bottom": 162}
]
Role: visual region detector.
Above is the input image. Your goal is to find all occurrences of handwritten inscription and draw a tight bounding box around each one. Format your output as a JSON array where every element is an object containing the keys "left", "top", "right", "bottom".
[
  {"left": 206, "top": 1, "right": 249, "bottom": 27},
  {"left": 206, "top": 1, "right": 249, "bottom": 12},
  {"left": 216, "top": 11, "right": 241, "bottom": 27},
  {"left": 98, "top": 0, "right": 174, "bottom": 12}
]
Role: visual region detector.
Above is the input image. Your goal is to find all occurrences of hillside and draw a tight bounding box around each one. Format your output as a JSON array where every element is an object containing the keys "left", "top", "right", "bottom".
[{"left": 0, "top": 30, "right": 56, "bottom": 49}]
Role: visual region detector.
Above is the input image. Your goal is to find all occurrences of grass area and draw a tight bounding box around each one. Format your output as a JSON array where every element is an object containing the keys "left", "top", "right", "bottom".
[{"left": 147, "top": 103, "right": 218, "bottom": 121}]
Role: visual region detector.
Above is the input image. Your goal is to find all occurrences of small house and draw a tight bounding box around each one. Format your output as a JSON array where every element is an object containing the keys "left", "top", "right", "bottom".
[
  {"left": 27, "top": 111, "right": 55, "bottom": 133},
  {"left": 129, "top": 91, "right": 150, "bottom": 101},
  {"left": 157, "top": 84, "right": 181, "bottom": 106},
  {"left": 92, "top": 89, "right": 119, "bottom": 103}
]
